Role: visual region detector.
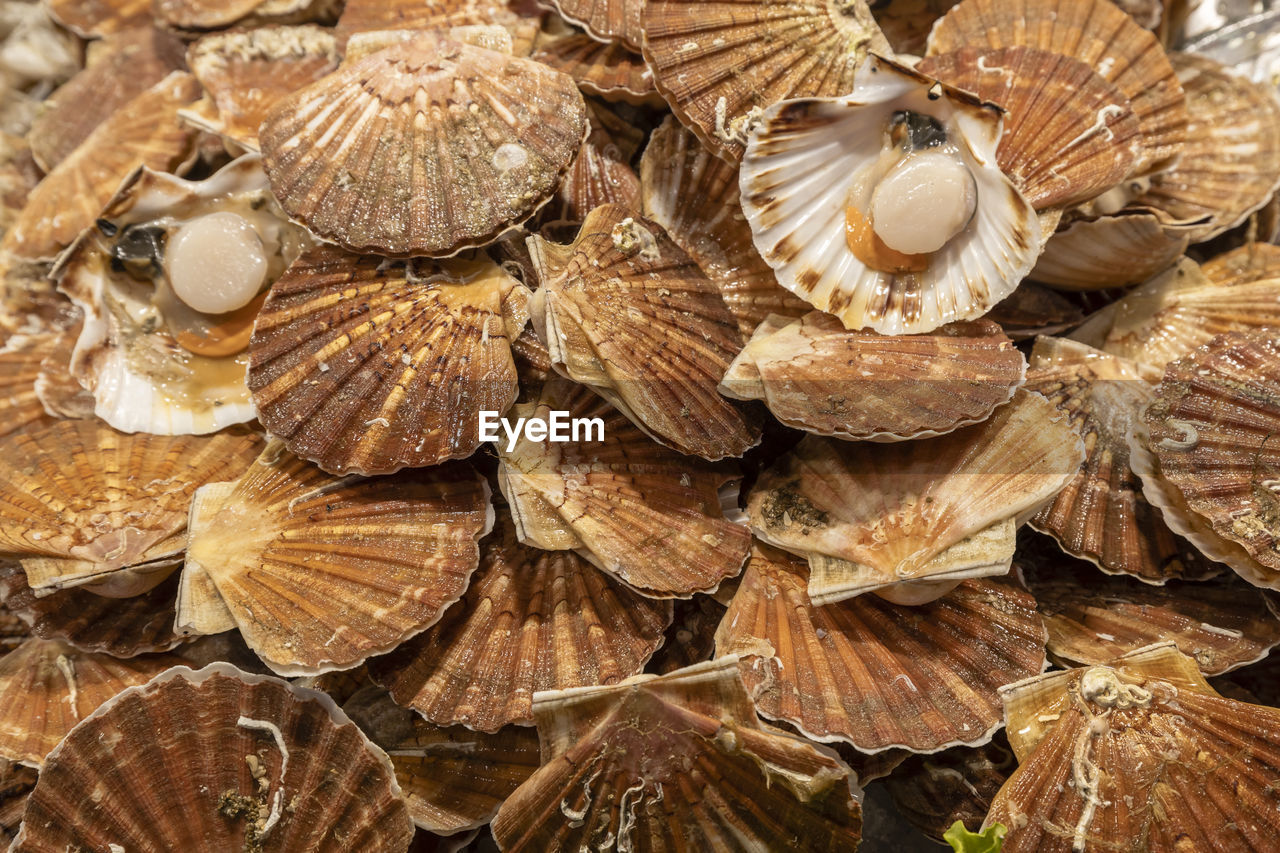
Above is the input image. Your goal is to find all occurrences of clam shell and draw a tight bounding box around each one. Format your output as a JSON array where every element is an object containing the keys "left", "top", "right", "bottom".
[
  {"left": 982, "top": 281, "right": 1085, "bottom": 340},
  {"left": 555, "top": 105, "right": 642, "bottom": 221},
  {"left": 0, "top": 639, "right": 180, "bottom": 767},
  {"left": 748, "top": 389, "right": 1084, "bottom": 604},
  {"left": 0, "top": 761, "right": 35, "bottom": 845},
  {"left": 369, "top": 514, "right": 671, "bottom": 732},
  {"left": 0, "top": 333, "right": 57, "bottom": 439},
  {"left": 543, "top": 0, "right": 642, "bottom": 49},
  {"left": 528, "top": 204, "right": 759, "bottom": 460},
  {"left": 647, "top": 593, "right": 725, "bottom": 675},
  {"left": 10, "top": 664, "right": 414, "bottom": 852},
  {"left": 885, "top": 735, "right": 1015, "bottom": 843},
  {"left": 641, "top": 0, "right": 889, "bottom": 162},
  {"left": 739, "top": 55, "right": 1042, "bottom": 335},
  {"left": 497, "top": 376, "right": 751, "bottom": 599},
  {"left": 532, "top": 33, "right": 656, "bottom": 105},
  {"left": 720, "top": 312, "right": 1026, "bottom": 442},
  {"left": 179, "top": 441, "right": 493, "bottom": 676},
  {"left": 639, "top": 116, "right": 810, "bottom": 338},
  {"left": 1031, "top": 210, "right": 1192, "bottom": 290},
  {"left": 46, "top": 0, "right": 151, "bottom": 38},
  {"left": 334, "top": 0, "right": 543, "bottom": 55},
  {"left": 491, "top": 657, "right": 864, "bottom": 851},
  {"left": 716, "top": 544, "right": 1047, "bottom": 753},
  {"left": 248, "top": 247, "right": 529, "bottom": 475},
  {"left": 259, "top": 34, "right": 587, "bottom": 258}
]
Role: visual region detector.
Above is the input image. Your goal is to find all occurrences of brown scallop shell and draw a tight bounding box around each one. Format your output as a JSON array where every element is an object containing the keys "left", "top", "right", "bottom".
[
  {"left": 543, "top": 0, "right": 642, "bottom": 49},
  {"left": 872, "top": 0, "right": 961, "bottom": 55},
  {"left": 0, "top": 421, "right": 264, "bottom": 596},
  {"left": 491, "top": 658, "right": 864, "bottom": 851},
  {"left": 982, "top": 282, "right": 1086, "bottom": 340},
  {"left": 334, "top": 0, "right": 543, "bottom": 55},
  {"left": 641, "top": 0, "right": 890, "bottom": 162},
  {"left": 259, "top": 34, "right": 587, "bottom": 258},
  {"left": 0, "top": 761, "right": 35, "bottom": 845},
  {"left": 497, "top": 376, "right": 751, "bottom": 599},
  {"left": 717, "top": 544, "right": 1046, "bottom": 753},
  {"left": 885, "top": 735, "right": 1016, "bottom": 843},
  {"left": 1202, "top": 242, "right": 1280, "bottom": 288},
  {"left": 370, "top": 514, "right": 671, "bottom": 732},
  {"left": 720, "top": 312, "right": 1026, "bottom": 442},
  {"left": 927, "top": 0, "right": 1187, "bottom": 177},
  {"left": 555, "top": 105, "right": 642, "bottom": 221},
  {"left": 11, "top": 664, "right": 414, "bottom": 852},
  {"left": 0, "top": 334, "right": 57, "bottom": 439},
  {"left": 153, "top": 0, "right": 341, "bottom": 32},
  {"left": 639, "top": 116, "right": 811, "bottom": 337},
  {"left": 32, "top": 321, "right": 93, "bottom": 420},
  {"left": 0, "top": 639, "right": 180, "bottom": 767},
  {"left": 47, "top": 0, "right": 151, "bottom": 38},
  {"left": 248, "top": 247, "right": 529, "bottom": 475},
  {"left": 532, "top": 33, "right": 656, "bottom": 105},
  {"left": 1030, "top": 210, "right": 1192, "bottom": 290}
]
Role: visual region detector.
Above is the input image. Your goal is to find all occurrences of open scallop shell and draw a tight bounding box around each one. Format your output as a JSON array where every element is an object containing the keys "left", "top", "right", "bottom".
[
  {"left": 334, "top": 0, "right": 543, "bottom": 55},
  {"left": 153, "top": 0, "right": 341, "bottom": 32},
  {"left": 528, "top": 204, "right": 759, "bottom": 460},
  {"left": 46, "top": 0, "right": 151, "bottom": 38},
  {"left": 555, "top": 105, "right": 642, "bottom": 221},
  {"left": 716, "top": 544, "right": 1046, "bottom": 753},
  {"left": 748, "top": 389, "right": 1084, "bottom": 605},
  {"left": 0, "top": 420, "right": 263, "bottom": 597},
  {"left": 641, "top": 0, "right": 889, "bottom": 163},
  {"left": 1031, "top": 210, "right": 1194, "bottom": 290},
  {"left": 0, "top": 333, "right": 57, "bottom": 439},
  {"left": 543, "top": 0, "right": 642, "bottom": 49},
  {"left": 532, "top": 33, "right": 656, "bottom": 105},
  {"left": 497, "top": 376, "right": 751, "bottom": 599},
  {"left": 739, "top": 55, "right": 1041, "bottom": 336},
  {"left": 248, "top": 247, "right": 529, "bottom": 475},
  {"left": 720, "top": 312, "right": 1025, "bottom": 442},
  {"left": 639, "top": 116, "right": 810, "bottom": 338},
  {"left": 491, "top": 657, "right": 864, "bottom": 851},
  {"left": 0, "top": 761, "right": 35, "bottom": 844},
  {"left": 259, "top": 33, "right": 587, "bottom": 258},
  {"left": 179, "top": 441, "right": 493, "bottom": 676},
  {"left": 10, "top": 664, "right": 414, "bottom": 852},
  {"left": 885, "top": 735, "right": 1015, "bottom": 843}
]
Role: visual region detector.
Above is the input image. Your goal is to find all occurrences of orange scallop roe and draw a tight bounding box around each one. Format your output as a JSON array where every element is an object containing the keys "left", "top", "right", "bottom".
[{"left": 844, "top": 204, "right": 930, "bottom": 274}]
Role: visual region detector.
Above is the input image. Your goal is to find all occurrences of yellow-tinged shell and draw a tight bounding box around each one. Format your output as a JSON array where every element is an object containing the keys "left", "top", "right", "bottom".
[
  {"left": 542, "top": 0, "right": 642, "bottom": 49},
  {"left": 532, "top": 33, "right": 656, "bottom": 105},
  {"left": 10, "top": 664, "right": 414, "bottom": 852},
  {"left": 716, "top": 544, "right": 1047, "bottom": 753},
  {"left": 1031, "top": 210, "right": 1192, "bottom": 290},
  {"left": 0, "top": 333, "right": 58, "bottom": 439},
  {"left": 1201, "top": 242, "right": 1280, "bottom": 289},
  {"left": 259, "top": 34, "right": 588, "bottom": 258},
  {"left": 47, "top": 0, "right": 151, "bottom": 38},
  {"left": 491, "top": 657, "right": 864, "bottom": 851},
  {"left": 334, "top": 0, "right": 543, "bottom": 55},
  {"left": 33, "top": 322, "right": 93, "bottom": 420}
]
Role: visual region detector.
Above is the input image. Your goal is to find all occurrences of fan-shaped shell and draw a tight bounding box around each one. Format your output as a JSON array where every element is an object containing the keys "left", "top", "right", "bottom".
[
  {"left": 32, "top": 322, "right": 93, "bottom": 420},
  {"left": 739, "top": 55, "right": 1042, "bottom": 335},
  {"left": 748, "top": 389, "right": 1084, "bottom": 604},
  {"left": 334, "top": 0, "right": 543, "bottom": 54},
  {"left": 46, "top": 0, "right": 151, "bottom": 37},
  {"left": 0, "top": 334, "right": 57, "bottom": 439},
  {"left": 154, "top": 0, "right": 340, "bottom": 31},
  {"left": 529, "top": 204, "right": 758, "bottom": 460},
  {"left": 543, "top": 0, "right": 642, "bottom": 49},
  {"left": 491, "top": 658, "right": 864, "bottom": 851},
  {"left": 721, "top": 312, "right": 1025, "bottom": 441},
  {"left": 497, "top": 376, "right": 750, "bottom": 599},
  {"left": 0, "top": 761, "right": 35, "bottom": 844},
  {"left": 1201, "top": 242, "right": 1280, "bottom": 289},
  {"left": 532, "top": 33, "right": 656, "bottom": 105},
  {"left": 248, "top": 247, "right": 529, "bottom": 475},
  {"left": 716, "top": 544, "right": 1046, "bottom": 753},
  {"left": 885, "top": 736, "right": 1015, "bottom": 843},
  {"left": 11, "top": 664, "right": 414, "bottom": 852},
  {"left": 555, "top": 106, "right": 642, "bottom": 221},
  {"left": 179, "top": 441, "right": 493, "bottom": 676},
  {"left": 259, "top": 34, "right": 588, "bottom": 258},
  {"left": 1031, "top": 210, "right": 1193, "bottom": 290}
]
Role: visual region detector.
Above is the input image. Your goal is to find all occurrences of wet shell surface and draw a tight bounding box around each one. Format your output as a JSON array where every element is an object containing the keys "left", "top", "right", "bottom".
[
  {"left": 543, "top": 0, "right": 642, "bottom": 50},
  {"left": 1201, "top": 241, "right": 1280, "bottom": 288},
  {"left": 179, "top": 441, "right": 493, "bottom": 676},
  {"left": 716, "top": 544, "right": 1047, "bottom": 753},
  {"left": 46, "top": 0, "right": 151, "bottom": 37},
  {"left": 532, "top": 33, "right": 656, "bottom": 105},
  {"left": 491, "top": 658, "right": 864, "bottom": 851},
  {"left": 748, "top": 389, "right": 1084, "bottom": 605},
  {"left": 739, "top": 55, "right": 1041, "bottom": 335},
  {"left": 259, "top": 33, "right": 588, "bottom": 258},
  {"left": 11, "top": 664, "right": 414, "bottom": 852},
  {"left": 720, "top": 312, "right": 1026, "bottom": 442},
  {"left": 529, "top": 203, "right": 758, "bottom": 460},
  {"left": 248, "top": 247, "right": 529, "bottom": 475},
  {"left": 1030, "top": 210, "right": 1192, "bottom": 290}
]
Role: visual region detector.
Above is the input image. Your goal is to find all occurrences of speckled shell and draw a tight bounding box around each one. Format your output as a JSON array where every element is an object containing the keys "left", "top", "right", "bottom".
[
  {"left": 259, "top": 34, "right": 588, "bottom": 258},
  {"left": 11, "top": 664, "right": 414, "bottom": 852},
  {"left": 153, "top": 0, "right": 340, "bottom": 32},
  {"left": 641, "top": 0, "right": 889, "bottom": 163},
  {"left": 334, "top": 0, "right": 543, "bottom": 54},
  {"left": 885, "top": 736, "right": 1015, "bottom": 843},
  {"left": 248, "top": 247, "right": 528, "bottom": 475},
  {"left": 529, "top": 204, "right": 758, "bottom": 460},
  {"left": 748, "top": 389, "right": 1084, "bottom": 605},
  {"left": 0, "top": 334, "right": 57, "bottom": 439},
  {"left": 739, "top": 56, "right": 1042, "bottom": 336},
  {"left": 543, "top": 0, "right": 641, "bottom": 49},
  {"left": 179, "top": 442, "right": 492, "bottom": 676},
  {"left": 532, "top": 33, "right": 656, "bottom": 105},
  {"left": 555, "top": 105, "right": 642, "bottom": 221},
  {"left": 721, "top": 312, "right": 1026, "bottom": 442},
  {"left": 47, "top": 0, "right": 151, "bottom": 37},
  {"left": 717, "top": 544, "right": 1046, "bottom": 753},
  {"left": 1031, "top": 210, "right": 1192, "bottom": 290},
  {"left": 0, "top": 421, "right": 263, "bottom": 596},
  {"left": 0, "top": 761, "right": 35, "bottom": 844},
  {"left": 491, "top": 658, "right": 864, "bottom": 851},
  {"left": 497, "top": 377, "right": 750, "bottom": 599}
]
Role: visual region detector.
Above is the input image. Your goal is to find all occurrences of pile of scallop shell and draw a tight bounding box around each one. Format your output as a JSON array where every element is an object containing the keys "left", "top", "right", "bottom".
[{"left": 3, "top": 0, "right": 1280, "bottom": 850}]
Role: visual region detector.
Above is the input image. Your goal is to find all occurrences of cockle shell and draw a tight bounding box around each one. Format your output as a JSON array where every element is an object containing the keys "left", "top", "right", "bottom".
[{"left": 532, "top": 33, "right": 656, "bottom": 105}]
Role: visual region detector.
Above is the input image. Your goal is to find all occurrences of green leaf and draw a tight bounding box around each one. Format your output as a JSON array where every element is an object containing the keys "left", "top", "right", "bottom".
[{"left": 943, "top": 821, "right": 1006, "bottom": 853}]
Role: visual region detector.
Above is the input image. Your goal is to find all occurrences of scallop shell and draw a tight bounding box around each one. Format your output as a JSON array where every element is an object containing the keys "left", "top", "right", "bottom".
[
  {"left": 639, "top": 116, "right": 810, "bottom": 338},
  {"left": 259, "top": 34, "right": 587, "bottom": 258},
  {"left": 885, "top": 735, "right": 1015, "bottom": 843},
  {"left": 528, "top": 204, "right": 759, "bottom": 460},
  {"left": 532, "top": 33, "right": 656, "bottom": 105},
  {"left": 739, "top": 55, "right": 1042, "bottom": 336},
  {"left": 248, "top": 247, "right": 529, "bottom": 475},
  {"left": 543, "top": 0, "right": 641, "bottom": 49},
  {"left": 32, "top": 321, "right": 93, "bottom": 420},
  {"left": 46, "top": 0, "right": 151, "bottom": 38},
  {"left": 497, "top": 376, "right": 751, "bottom": 599},
  {"left": 1031, "top": 210, "right": 1193, "bottom": 290},
  {"left": 0, "top": 420, "right": 263, "bottom": 596},
  {"left": 987, "top": 643, "right": 1280, "bottom": 852},
  {"left": 1201, "top": 242, "right": 1280, "bottom": 289},
  {"left": 370, "top": 514, "right": 671, "bottom": 731},
  {"left": 748, "top": 389, "right": 1084, "bottom": 605},
  {"left": 926, "top": 0, "right": 1187, "bottom": 177},
  {"left": 1, "top": 71, "right": 201, "bottom": 261},
  {"left": 0, "top": 601, "right": 25, "bottom": 657},
  {"left": 154, "top": 0, "right": 340, "bottom": 32},
  {"left": 872, "top": 0, "right": 961, "bottom": 55},
  {"left": 491, "top": 657, "right": 864, "bottom": 851},
  {"left": 720, "top": 312, "right": 1026, "bottom": 442},
  {"left": 716, "top": 544, "right": 1047, "bottom": 753},
  {"left": 640, "top": 0, "right": 890, "bottom": 163},
  {"left": 334, "top": 0, "right": 543, "bottom": 55},
  {"left": 0, "top": 639, "right": 180, "bottom": 767},
  {"left": 0, "top": 333, "right": 57, "bottom": 439},
  {"left": 0, "top": 761, "right": 35, "bottom": 845},
  {"left": 179, "top": 441, "right": 493, "bottom": 676},
  {"left": 10, "top": 664, "right": 414, "bottom": 852},
  {"left": 982, "top": 281, "right": 1085, "bottom": 340},
  {"left": 555, "top": 105, "right": 642, "bottom": 221}
]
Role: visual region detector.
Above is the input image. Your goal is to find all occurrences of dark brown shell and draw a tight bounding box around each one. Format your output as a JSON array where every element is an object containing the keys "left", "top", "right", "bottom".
[
  {"left": 646, "top": 594, "right": 726, "bottom": 675},
  {"left": 885, "top": 735, "right": 1015, "bottom": 842},
  {"left": 982, "top": 282, "right": 1085, "bottom": 340},
  {"left": 532, "top": 33, "right": 656, "bottom": 105},
  {"left": 0, "top": 761, "right": 36, "bottom": 845}
]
